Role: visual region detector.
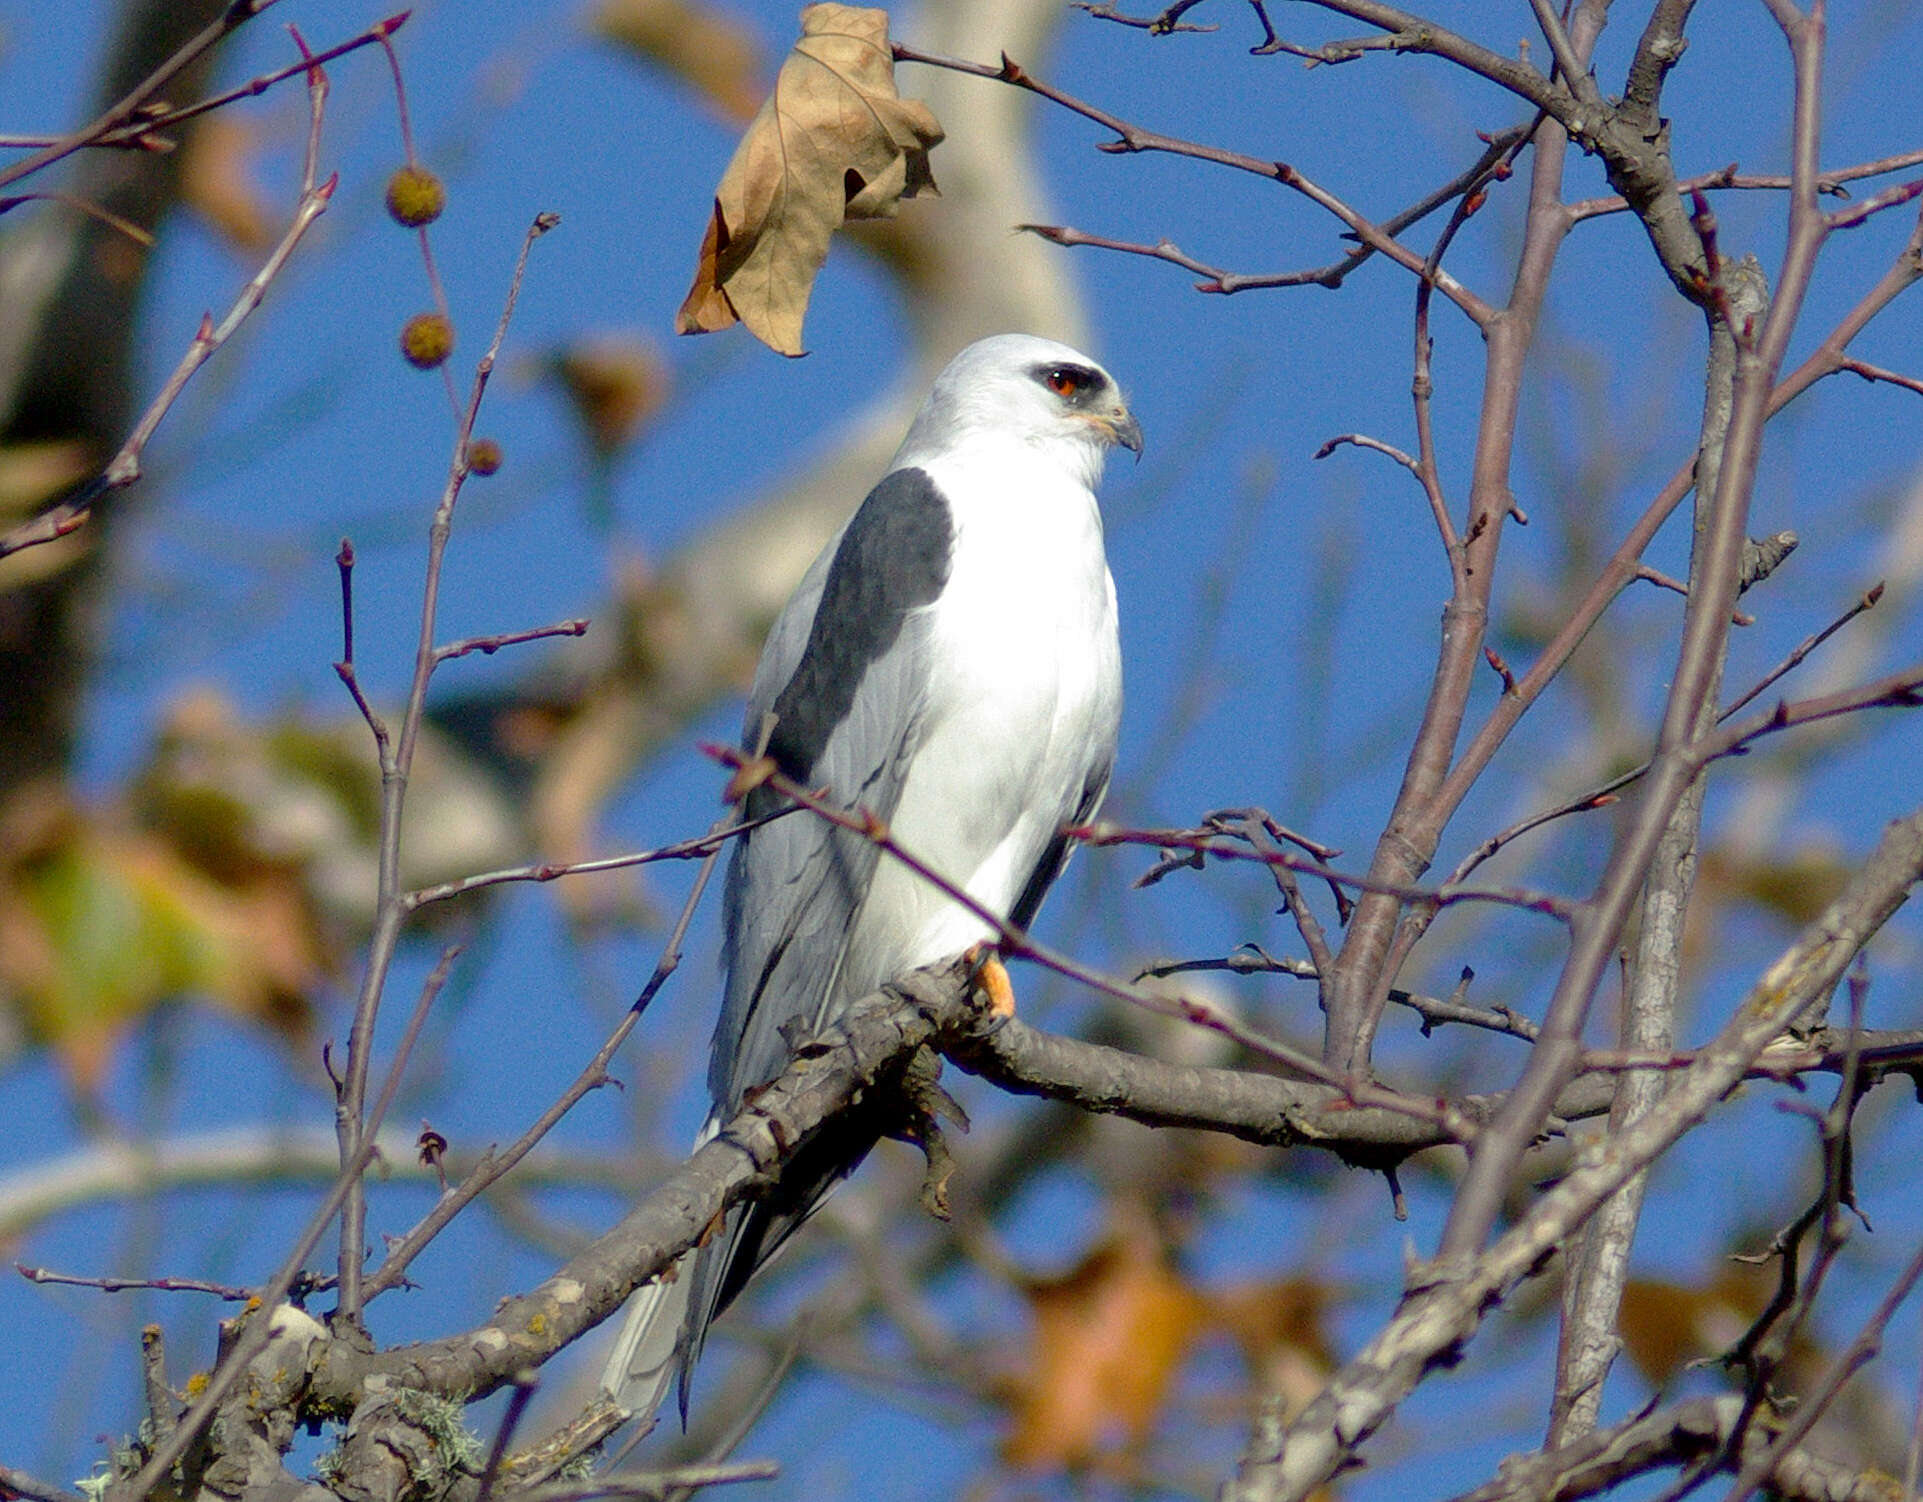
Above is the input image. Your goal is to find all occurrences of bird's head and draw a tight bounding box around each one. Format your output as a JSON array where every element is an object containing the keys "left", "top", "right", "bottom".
[{"left": 898, "top": 334, "right": 1143, "bottom": 483}]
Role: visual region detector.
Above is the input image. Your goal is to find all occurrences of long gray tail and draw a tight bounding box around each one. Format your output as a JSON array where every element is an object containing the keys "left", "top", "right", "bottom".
[
  {"left": 600, "top": 1116, "right": 730, "bottom": 1427},
  {"left": 599, "top": 1110, "right": 875, "bottom": 1426},
  {"left": 598, "top": 1249, "right": 695, "bottom": 1426}
]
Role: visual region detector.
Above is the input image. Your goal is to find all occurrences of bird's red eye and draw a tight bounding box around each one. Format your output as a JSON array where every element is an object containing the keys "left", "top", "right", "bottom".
[{"left": 1045, "top": 367, "right": 1083, "bottom": 397}]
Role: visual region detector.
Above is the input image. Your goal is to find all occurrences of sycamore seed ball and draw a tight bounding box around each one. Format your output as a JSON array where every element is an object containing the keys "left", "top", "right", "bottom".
[
  {"left": 400, "top": 312, "right": 454, "bottom": 370},
  {"left": 385, "top": 165, "right": 446, "bottom": 228},
  {"left": 466, "top": 438, "right": 503, "bottom": 475}
]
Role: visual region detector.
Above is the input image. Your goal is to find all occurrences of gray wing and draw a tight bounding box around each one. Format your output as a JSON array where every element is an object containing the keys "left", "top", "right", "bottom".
[
  {"left": 1008, "top": 752, "right": 1113, "bottom": 933},
  {"left": 710, "top": 464, "right": 953, "bottom": 1105},
  {"left": 667, "top": 467, "right": 954, "bottom": 1414}
]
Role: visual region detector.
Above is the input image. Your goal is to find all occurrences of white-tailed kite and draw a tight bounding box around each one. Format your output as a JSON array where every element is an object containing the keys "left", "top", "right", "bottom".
[{"left": 601, "top": 333, "right": 1139, "bottom": 1424}]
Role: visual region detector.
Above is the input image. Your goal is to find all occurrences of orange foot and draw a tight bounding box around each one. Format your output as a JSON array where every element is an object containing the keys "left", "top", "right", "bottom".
[{"left": 964, "top": 943, "right": 1017, "bottom": 1019}]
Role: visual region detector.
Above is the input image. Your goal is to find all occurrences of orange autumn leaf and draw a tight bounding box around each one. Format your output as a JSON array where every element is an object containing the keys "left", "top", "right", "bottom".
[
  {"left": 1003, "top": 1231, "right": 1207, "bottom": 1472},
  {"left": 675, "top": 4, "right": 942, "bottom": 356},
  {"left": 1210, "top": 1274, "right": 1337, "bottom": 1473}
]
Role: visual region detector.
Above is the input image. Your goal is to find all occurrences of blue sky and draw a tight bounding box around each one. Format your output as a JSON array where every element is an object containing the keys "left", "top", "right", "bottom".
[{"left": 3, "top": 1, "right": 1921, "bottom": 1495}]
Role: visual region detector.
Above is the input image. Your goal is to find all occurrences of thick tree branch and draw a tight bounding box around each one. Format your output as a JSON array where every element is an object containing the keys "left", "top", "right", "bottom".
[
  {"left": 1547, "top": 256, "right": 1768, "bottom": 1447},
  {"left": 1319, "top": 5, "right": 1603, "bottom": 1073},
  {"left": 1437, "top": 8, "right": 1835, "bottom": 1263},
  {"left": 1450, "top": 1393, "right": 1898, "bottom": 1502},
  {"left": 1222, "top": 805, "right": 1923, "bottom": 1502}
]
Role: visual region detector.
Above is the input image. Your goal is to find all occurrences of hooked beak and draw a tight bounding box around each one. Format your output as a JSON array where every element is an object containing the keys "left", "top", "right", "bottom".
[{"left": 1094, "top": 407, "right": 1144, "bottom": 459}]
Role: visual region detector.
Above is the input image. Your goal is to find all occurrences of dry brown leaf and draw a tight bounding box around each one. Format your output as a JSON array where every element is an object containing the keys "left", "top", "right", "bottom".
[
  {"left": 181, "top": 115, "right": 275, "bottom": 253},
  {"left": 592, "top": 0, "right": 765, "bottom": 123},
  {"left": 1698, "top": 842, "right": 1850, "bottom": 928},
  {"left": 1209, "top": 1276, "right": 1335, "bottom": 1417},
  {"left": 1621, "top": 1262, "right": 1823, "bottom": 1387},
  {"left": 553, "top": 333, "right": 671, "bottom": 456},
  {"left": 0, "top": 788, "right": 319, "bottom": 1095},
  {"left": 1002, "top": 1229, "right": 1207, "bottom": 1473},
  {"left": 675, "top": 3, "right": 942, "bottom": 356}
]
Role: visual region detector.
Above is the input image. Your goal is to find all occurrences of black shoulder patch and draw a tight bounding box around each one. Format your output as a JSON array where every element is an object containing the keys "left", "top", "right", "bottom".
[{"left": 764, "top": 467, "right": 953, "bottom": 778}]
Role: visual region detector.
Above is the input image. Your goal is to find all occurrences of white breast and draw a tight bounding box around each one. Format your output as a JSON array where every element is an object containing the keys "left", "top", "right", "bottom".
[{"left": 840, "top": 440, "right": 1122, "bottom": 996}]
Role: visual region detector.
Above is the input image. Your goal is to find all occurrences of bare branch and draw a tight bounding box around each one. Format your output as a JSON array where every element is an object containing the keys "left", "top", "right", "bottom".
[
  {"left": 1077, "top": 820, "right": 1579, "bottom": 922},
  {"left": 401, "top": 811, "right": 788, "bottom": 910},
  {"left": 1549, "top": 256, "right": 1758, "bottom": 1446},
  {"left": 0, "top": 1466, "right": 86, "bottom": 1502},
  {"left": 1437, "top": 8, "right": 1836, "bottom": 1263},
  {"left": 1070, "top": 0, "right": 1217, "bottom": 33},
  {"left": 0, "top": 0, "right": 290, "bottom": 194},
  {"left": 334, "top": 211, "right": 560, "bottom": 1323},
  {"left": 434, "top": 618, "right": 590, "bottom": 666},
  {"left": 1022, "top": 122, "right": 1528, "bottom": 299},
  {"left": 0, "top": 72, "right": 336, "bottom": 560},
  {"left": 1223, "top": 806, "right": 1923, "bottom": 1502},
  {"left": 1835, "top": 355, "right": 1923, "bottom": 398},
  {"left": 894, "top": 41, "right": 1498, "bottom": 324},
  {"left": 15, "top": 1265, "right": 261, "bottom": 1301},
  {"left": 1449, "top": 1394, "right": 1898, "bottom": 1502}
]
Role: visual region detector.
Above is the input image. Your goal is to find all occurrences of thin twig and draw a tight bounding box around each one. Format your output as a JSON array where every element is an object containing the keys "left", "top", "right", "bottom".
[
  {"left": 402, "top": 809, "right": 790, "bottom": 910},
  {"left": 1720, "top": 582, "right": 1882, "bottom": 720},
  {"left": 0, "top": 190, "right": 155, "bottom": 244},
  {"left": 472, "top": 1371, "right": 539, "bottom": 1502},
  {"left": 1314, "top": 432, "right": 1419, "bottom": 472},
  {"left": 514, "top": 1461, "right": 779, "bottom": 1502},
  {"left": 108, "top": 14, "right": 409, "bottom": 144},
  {"left": 434, "top": 618, "right": 589, "bottom": 665},
  {"left": 1077, "top": 821, "right": 1579, "bottom": 922},
  {"left": 15, "top": 1265, "right": 257, "bottom": 1300},
  {"left": 333, "top": 539, "right": 388, "bottom": 744},
  {"left": 1447, "top": 583, "right": 1885, "bottom": 887},
  {"left": 0, "top": 81, "right": 336, "bottom": 561},
  {"left": 1834, "top": 356, "right": 1923, "bottom": 398},
  {"left": 334, "top": 211, "right": 560, "bottom": 1323},
  {"left": 1826, "top": 175, "right": 1923, "bottom": 232},
  {"left": 0, "top": 0, "right": 289, "bottom": 194},
  {"left": 361, "top": 802, "right": 729, "bottom": 1303},
  {"left": 1070, "top": 0, "right": 1217, "bottom": 33},
  {"left": 1567, "top": 147, "right": 1923, "bottom": 219},
  {"left": 894, "top": 40, "right": 1497, "bottom": 325},
  {"left": 1689, "top": 664, "right": 1923, "bottom": 771}
]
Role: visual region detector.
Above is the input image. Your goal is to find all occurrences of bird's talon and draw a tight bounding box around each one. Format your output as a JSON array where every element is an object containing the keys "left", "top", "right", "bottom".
[{"left": 967, "top": 949, "right": 1017, "bottom": 1019}]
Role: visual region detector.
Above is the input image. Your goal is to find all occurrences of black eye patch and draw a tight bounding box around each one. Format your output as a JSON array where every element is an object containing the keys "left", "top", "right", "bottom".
[{"left": 1034, "top": 363, "right": 1107, "bottom": 402}]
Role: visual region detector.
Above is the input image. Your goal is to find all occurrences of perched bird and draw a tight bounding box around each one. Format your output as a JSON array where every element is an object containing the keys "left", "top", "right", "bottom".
[{"left": 600, "top": 333, "right": 1140, "bottom": 1424}]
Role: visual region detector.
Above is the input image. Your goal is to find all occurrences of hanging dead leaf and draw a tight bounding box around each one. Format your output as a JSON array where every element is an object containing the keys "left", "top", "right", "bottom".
[
  {"left": 1002, "top": 1227, "right": 1207, "bottom": 1474},
  {"left": 592, "top": 0, "right": 765, "bottom": 123},
  {"left": 675, "top": 3, "right": 942, "bottom": 356},
  {"left": 1621, "top": 1261, "right": 1827, "bottom": 1389}
]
